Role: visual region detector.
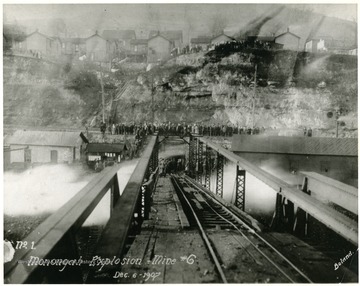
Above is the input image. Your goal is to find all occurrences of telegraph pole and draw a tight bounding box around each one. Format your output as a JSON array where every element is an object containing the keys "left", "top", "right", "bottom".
[
  {"left": 251, "top": 64, "right": 257, "bottom": 129},
  {"left": 99, "top": 70, "right": 105, "bottom": 124}
]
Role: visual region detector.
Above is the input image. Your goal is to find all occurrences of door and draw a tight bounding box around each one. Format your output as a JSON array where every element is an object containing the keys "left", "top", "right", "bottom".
[
  {"left": 51, "top": 150, "right": 58, "bottom": 163},
  {"left": 24, "top": 148, "right": 31, "bottom": 163}
]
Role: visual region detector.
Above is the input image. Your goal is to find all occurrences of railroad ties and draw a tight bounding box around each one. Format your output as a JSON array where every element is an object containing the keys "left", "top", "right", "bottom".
[{"left": 110, "top": 173, "right": 358, "bottom": 283}]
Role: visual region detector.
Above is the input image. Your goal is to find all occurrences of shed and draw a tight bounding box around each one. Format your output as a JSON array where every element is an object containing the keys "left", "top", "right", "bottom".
[
  {"left": 147, "top": 34, "right": 173, "bottom": 63},
  {"left": 6, "top": 130, "right": 87, "bottom": 164},
  {"left": 149, "top": 30, "right": 183, "bottom": 48},
  {"left": 87, "top": 143, "right": 128, "bottom": 163},
  {"left": 274, "top": 28, "right": 300, "bottom": 51},
  {"left": 211, "top": 33, "right": 235, "bottom": 45}
]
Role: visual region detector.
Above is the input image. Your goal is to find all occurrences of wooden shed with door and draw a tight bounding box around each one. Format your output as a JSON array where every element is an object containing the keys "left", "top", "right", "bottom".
[
  {"left": 6, "top": 130, "right": 87, "bottom": 165},
  {"left": 86, "top": 143, "right": 128, "bottom": 165}
]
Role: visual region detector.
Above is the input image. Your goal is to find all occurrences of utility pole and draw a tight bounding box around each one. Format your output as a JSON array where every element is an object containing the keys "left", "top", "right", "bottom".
[
  {"left": 151, "top": 82, "right": 155, "bottom": 124},
  {"left": 99, "top": 70, "right": 105, "bottom": 124},
  {"left": 251, "top": 64, "right": 257, "bottom": 129}
]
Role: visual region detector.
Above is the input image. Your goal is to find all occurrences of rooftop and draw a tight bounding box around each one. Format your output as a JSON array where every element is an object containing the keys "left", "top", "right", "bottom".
[
  {"left": 102, "top": 30, "right": 136, "bottom": 40},
  {"left": 87, "top": 143, "right": 127, "bottom": 153},
  {"left": 6, "top": 130, "right": 85, "bottom": 147},
  {"left": 149, "top": 30, "right": 183, "bottom": 41},
  {"left": 231, "top": 135, "right": 357, "bottom": 156}
]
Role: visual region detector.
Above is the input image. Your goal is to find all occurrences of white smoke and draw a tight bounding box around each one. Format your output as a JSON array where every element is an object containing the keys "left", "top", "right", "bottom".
[{"left": 4, "top": 160, "right": 139, "bottom": 227}]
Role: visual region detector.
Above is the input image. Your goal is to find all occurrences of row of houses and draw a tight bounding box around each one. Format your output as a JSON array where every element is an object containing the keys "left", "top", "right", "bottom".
[{"left": 4, "top": 25, "right": 357, "bottom": 66}]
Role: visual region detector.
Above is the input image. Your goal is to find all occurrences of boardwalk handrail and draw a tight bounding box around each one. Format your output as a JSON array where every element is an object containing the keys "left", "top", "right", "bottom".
[
  {"left": 91, "top": 136, "right": 157, "bottom": 270},
  {"left": 199, "top": 137, "right": 358, "bottom": 245},
  {"left": 4, "top": 135, "right": 158, "bottom": 284}
]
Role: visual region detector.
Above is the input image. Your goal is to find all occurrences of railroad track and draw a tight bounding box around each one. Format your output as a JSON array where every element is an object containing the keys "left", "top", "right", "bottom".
[{"left": 170, "top": 174, "right": 313, "bottom": 284}]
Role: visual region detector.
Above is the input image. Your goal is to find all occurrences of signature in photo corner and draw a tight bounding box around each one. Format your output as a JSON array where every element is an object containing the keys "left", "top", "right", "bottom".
[
  {"left": 4, "top": 240, "right": 16, "bottom": 263},
  {"left": 334, "top": 249, "right": 358, "bottom": 271}
]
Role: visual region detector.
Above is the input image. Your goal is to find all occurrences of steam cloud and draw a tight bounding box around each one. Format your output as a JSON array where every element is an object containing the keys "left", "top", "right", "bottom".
[{"left": 4, "top": 160, "right": 139, "bottom": 226}]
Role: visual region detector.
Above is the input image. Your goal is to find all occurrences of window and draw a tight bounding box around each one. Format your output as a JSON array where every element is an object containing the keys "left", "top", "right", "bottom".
[
  {"left": 62, "top": 43, "right": 65, "bottom": 49},
  {"left": 75, "top": 44, "right": 79, "bottom": 52},
  {"left": 320, "top": 161, "right": 330, "bottom": 173}
]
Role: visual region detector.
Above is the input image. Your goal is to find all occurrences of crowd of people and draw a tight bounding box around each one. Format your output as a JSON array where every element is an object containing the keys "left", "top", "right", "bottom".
[{"left": 100, "top": 121, "right": 265, "bottom": 137}]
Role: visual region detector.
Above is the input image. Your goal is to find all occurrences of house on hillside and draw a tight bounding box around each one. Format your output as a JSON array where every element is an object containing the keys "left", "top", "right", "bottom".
[
  {"left": 23, "top": 30, "right": 55, "bottom": 58},
  {"left": 85, "top": 32, "right": 111, "bottom": 63},
  {"left": 147, "top": 34, "right": 173, "bottom": 63},
  {"left": 211, "top": 33, "right": 236, "bottom": 46},
  {"left": 190, "top": 36, "right": 211, "bottom": 51},
  {"left": 6, "top": 130, "right": 88, "bottom": 165},
  {"left": 149, "top": 30, "right": 183, "bottom": 49},
  {"left": 129, "top": 38, "right": 148, "bottom": 62},
  {"left": 102, "top": 29, "right": 136, "bottom": 54},
  {"left": 305, "top": 38, "right": 320, "bottom": 53},
  {"left": 274, "top": 28, "right": 300, "bottom": 51},
  {"left": 59, "top": 37, "right": 86, "bottom": 59}
]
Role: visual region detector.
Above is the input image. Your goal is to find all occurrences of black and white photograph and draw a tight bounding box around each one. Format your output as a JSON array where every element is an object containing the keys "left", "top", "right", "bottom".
[{"left": 3, "top": 2, "right": 358, "bottom": 283}]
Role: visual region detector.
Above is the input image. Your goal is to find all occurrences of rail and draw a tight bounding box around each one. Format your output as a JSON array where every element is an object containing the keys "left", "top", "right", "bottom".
[
  {"left": 198, "top": 137, "right": 358, "bottom": 246},
  {"left": 4, "top": 135, "right": 158, "bottom": 284}
]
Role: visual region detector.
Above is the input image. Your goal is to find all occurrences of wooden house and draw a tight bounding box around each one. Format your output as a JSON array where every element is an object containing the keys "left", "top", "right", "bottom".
[
  {"left": 24, "top": 30, "right": 54, "bottom": 58},
  {"left": 147, "top": 34, "right": 173, "bottom": 63},
  {"left": 129, "top": 38, "right": 148, "bottom": 62},
  {"left": 86, "top": 143, "right": 128, "bottom": 164},
  {"left": 149, "top": 30, "right": 183, "bottom": 49},
  {"left": 85, "top": 32, "right": 110, "bottom": 63},
  {"left": 190, "top": 36, "right": 211, "bottom": 51},
  {"left": 274, "top": 28, "right": 300, "bottom": 51},
  {"left": 59, "top": 37, "right": 86, "bottom": 59},
  {"left": 6, "top": 130, "right": 88, "bottom": 165},
  {"left": 102, "top": 29, "right": 136, "bottom": 54}
]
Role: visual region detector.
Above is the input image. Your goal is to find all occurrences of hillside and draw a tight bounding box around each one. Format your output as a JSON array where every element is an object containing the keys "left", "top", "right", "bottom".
[
  {"left": 110, "top": 45, "right": 357, "bottom": 137},
  {"left": 3, "top": 43, "right": 358, "bottom": 137}
]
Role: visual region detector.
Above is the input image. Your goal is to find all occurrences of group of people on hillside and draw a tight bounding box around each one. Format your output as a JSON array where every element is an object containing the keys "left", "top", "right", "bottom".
[{"left": 100, "top": 121, "right": 264, "bottom": 137}]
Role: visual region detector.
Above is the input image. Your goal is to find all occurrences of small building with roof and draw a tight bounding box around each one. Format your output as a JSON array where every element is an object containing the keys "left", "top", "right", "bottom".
[
  {"left": 86, "top": 142, "right": 128, "bottom": 165},
  {"left": 147, "top": 34, "right": 174, "bottom": 63},
  {"left": 190, "top": 36, "right": 212, "bottom": 51},
  {"left": 23, "top": 30, "right": 55, "bottom": 58},
  {"left": 129, "top": 38, "right": 148, "bottom": 62},
  {"left": 274, "top": 28, "right": 300, "bottom": 51},
  {"left": 102, "top": 29, "right": 136, "bottom": 53},
  {"left": 59, "top": 37, "right": 86, "bottom": 58},
  {"left": 6, "top": 130, "right": 88, "bottom": 165},
  {"left": 85, "top": 32, "right": 110, "bottom": 63},
  {"left": 149, "top": 30, "right": 183, "bottom": 48},
  {"left": 231, "top": 135, "right": 358, "bottom": 187},
  {"left": 211, "top": 33, "right": 235, "bottom": 45}
]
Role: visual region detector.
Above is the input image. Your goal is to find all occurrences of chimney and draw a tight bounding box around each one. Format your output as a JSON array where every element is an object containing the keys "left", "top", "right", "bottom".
[{"left": 287, "top": 27, "right": 290, "bottom": 33}]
